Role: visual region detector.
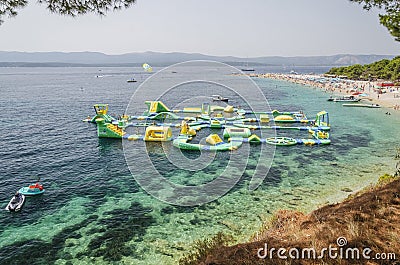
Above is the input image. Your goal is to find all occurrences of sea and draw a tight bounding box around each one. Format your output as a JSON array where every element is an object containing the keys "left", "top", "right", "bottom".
[{"left": 0, "top": 65, "right": 399, "bottom": 264}]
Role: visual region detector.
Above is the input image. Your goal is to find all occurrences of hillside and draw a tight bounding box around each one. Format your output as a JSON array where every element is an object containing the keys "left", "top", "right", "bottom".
[
  {"left": 182, "top": 176, "right": 400, "bottom": 265},
  {"left": 0, "top": 51, "right": 395, "bottom": 67},
  {"left": 326, "top": 56, "right": 400, "bottom": 81}
]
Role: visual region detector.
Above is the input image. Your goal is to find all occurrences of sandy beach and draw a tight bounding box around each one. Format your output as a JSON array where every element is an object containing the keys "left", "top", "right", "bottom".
[{"left": 248, "top": 73, "right": 400, "bottom": 111}]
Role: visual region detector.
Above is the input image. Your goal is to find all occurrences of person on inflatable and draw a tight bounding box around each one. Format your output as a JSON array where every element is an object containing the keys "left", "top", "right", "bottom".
[
  {"left": 34, "top": 183, "right": 44, "bottom": 191},
  {"left": 14, "top": 191, "right": 22, "bottom": 200}
]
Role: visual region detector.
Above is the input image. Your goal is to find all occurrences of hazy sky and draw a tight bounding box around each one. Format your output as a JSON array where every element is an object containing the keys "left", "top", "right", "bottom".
[{"left": 0, "top": 0, "right": 399, "bottom": 57}]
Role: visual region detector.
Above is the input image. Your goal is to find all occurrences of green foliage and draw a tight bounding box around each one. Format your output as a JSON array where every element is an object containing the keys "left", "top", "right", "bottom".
[
  {"left": 350, "top": 0, "right": 400, "bottom": 41},
  {"left": 0, "top": 0, "right": 399, "bottom": 42},
  {"left": 0, "top": 0, "right": 136, "bottom": 24},
  {"left": 377, "top": 173, "right": 397, "bottom": 185},
  {"left": 349, "top": 0, "right": 400, "bottom": 11},
  {"left": 38, "top": 0, "right": 136, "bottom": 17},
  {"left": 326, "top": 56, "right": 400, "bottom": 81},
  {"left": 0, "top": 0, "right": 27, "bottom": 24},
  {"left": 179, "top": 232, "right": 233, "bottom": 265},
  {"left": 380, "top": 11, "right": 400, "bottom": 41}
]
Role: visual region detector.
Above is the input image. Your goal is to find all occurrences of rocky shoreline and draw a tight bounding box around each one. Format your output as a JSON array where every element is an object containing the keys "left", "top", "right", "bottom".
[{"left": 184, "top": 175, "right": 400, "bottom": 265}]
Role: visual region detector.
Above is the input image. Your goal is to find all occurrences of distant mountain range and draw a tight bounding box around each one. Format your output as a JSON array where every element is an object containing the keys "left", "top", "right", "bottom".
[{"left": 0, "top": 51, "right": 396, "bottom": 67}]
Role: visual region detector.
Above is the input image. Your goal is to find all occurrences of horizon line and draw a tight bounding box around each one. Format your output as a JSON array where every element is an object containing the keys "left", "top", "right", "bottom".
[{"left": 0, "top": 50, "right": 397, "bottom": 58}]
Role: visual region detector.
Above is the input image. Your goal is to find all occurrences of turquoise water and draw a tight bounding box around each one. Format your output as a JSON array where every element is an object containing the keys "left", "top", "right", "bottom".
[{"left": 0, "top": 67, "right": 399, "bottom": 264}]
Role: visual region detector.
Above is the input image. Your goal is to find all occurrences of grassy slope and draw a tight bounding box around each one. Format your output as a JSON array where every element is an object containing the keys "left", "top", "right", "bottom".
[{"left": 184, "top": 177, "right": 400, "bottom": 265}]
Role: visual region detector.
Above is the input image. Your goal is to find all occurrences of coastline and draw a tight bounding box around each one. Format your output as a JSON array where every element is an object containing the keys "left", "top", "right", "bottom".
[
  {"left": 179, "top": 74, "right": 400, "bottom": 264},
  {"left": 2, "top": 66, "right": 400, "bottom": 265},
  {"left": 188, "top": 175, "right": 400, "bottom": 265},
  {"left": 247, "top": 73, "right": 400, "bottom": 111}
]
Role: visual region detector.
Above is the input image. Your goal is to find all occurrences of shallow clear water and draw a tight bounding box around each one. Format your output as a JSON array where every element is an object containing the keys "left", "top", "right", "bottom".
[{"left": 0, "top": 67, "right": 399, "bottom": 264}]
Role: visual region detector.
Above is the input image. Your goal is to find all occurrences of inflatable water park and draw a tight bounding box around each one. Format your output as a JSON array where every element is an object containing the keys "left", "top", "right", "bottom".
[{"left": 84, "top": 101, "right": 331, "bottom": 150}]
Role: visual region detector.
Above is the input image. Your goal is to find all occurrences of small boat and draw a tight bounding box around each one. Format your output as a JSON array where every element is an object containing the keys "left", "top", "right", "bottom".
[
  {"left": 342, "top": 103, "right": 381, "bottom": 108},
  {"left": 19, "top": 183, "right": 45, "bottom": 196},
  {"left": 212, "top": 95, "right": 229, "bottom": 102},
  {"left": 241, "top": 62, "right": 255, "bottom": 72},
  {"left": 334, "top": 98, "right": 360, "bottom": 103},
  {"left": 265, "top": 137, "right": 297, "bottom": 146},
  {"left": 328, "top": 95, "right": 360, "bottom": 102},
  {"left": 127, "top": 78, "right": 137, "bottom": 83},
  {"left": 5, "top": 192, "right": 25, "bottom": 212}
]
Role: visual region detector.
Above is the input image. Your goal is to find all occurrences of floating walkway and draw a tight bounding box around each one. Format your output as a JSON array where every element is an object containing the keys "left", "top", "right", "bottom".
[{"left": 84, "top": 101, "right": 332, "bottom": 151}]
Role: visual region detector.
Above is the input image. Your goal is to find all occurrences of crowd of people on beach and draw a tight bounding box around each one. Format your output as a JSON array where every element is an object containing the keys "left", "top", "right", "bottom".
[{"left": 246, "top": 73, "right": 400, "bottom": 111}]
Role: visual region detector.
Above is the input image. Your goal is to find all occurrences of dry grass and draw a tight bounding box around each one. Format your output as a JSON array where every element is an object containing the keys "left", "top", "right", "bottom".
[{"left": 187, "top": 176, "right": 400, "bottom": 265}]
